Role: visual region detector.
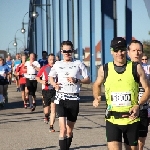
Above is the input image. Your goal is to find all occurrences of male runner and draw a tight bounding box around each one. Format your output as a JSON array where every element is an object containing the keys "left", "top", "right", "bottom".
[
  {"left": 49, "top": 41, "right": 90, "bottom": 150},
  {"left": 36, "top": 54, "right": 56, "bottom": 132},
  {"left": 93, "top": 37, "right": 150, "bottom": 150},
  {"left": 127, "top": 40, "right": 150, "bottom": 150},
  {"left": 24, "top": 53, "right": 40, "bottom": 111},
  {"left": 13, "top": 53, "right": 21, "bottom": 91},
  {"left": 6, "top": 55, "right": 13, "bottom": 84}
]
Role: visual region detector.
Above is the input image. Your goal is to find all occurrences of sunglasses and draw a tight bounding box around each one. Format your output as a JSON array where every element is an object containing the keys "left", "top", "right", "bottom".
[
  {"left": 61, "top": 50, "right": 73, "bottom": 53},
  {"left": 113, "top": 48, "right": 126, "bottom": 53},
  {"left": 142, "top": 59, "right": 147, "bottom": 60}
]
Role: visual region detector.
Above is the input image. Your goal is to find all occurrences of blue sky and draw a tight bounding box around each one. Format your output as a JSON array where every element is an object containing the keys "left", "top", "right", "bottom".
[{"left": 0, "top": 0, "right": 150, "bottom": 55}]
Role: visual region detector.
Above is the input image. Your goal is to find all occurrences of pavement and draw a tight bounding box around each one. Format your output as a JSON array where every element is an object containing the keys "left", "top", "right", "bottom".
[{"left": 0, "top": 83, "right": 150, "bottom": 150}]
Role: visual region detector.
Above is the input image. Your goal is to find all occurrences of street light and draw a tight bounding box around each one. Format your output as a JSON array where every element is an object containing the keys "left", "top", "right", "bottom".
[
  {"left": 7, "top": 40, "right": 14, "bottom": 53},
  {"left": 31, "top": 6, "right": 50, "bottom": 19},
  {"left": 13, "top": 29, "right": 24, "bottom": 54},
  {"left": 21, "top": 12, "right": 29, "bottom": 33},
  {"left": 31, "top": 3, "right": 51, "bottom": 54}
]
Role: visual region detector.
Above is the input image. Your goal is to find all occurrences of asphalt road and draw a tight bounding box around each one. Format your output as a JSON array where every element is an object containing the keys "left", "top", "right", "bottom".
[{"left": 0, "top": 83, "right": 150, "bottom": 150}]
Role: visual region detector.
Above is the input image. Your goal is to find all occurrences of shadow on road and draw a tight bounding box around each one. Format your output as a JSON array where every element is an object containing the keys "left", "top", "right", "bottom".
[
  {"left": 1, "top": 98, "right": 42, "bottom": 110},
  {"left": 26, "top": 146, "right": 57, "bottom": 150},
  {"left": 71, "top": 144, "right": 107, "bottom": 150}
]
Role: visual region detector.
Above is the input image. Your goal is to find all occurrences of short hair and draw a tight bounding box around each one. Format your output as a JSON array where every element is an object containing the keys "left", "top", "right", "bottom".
[
  {"left": 127, "top": 40, "right": 143, "bottom": 52},
  {"left": 48, "top": 53, "right": 55, "bottom": 57},
  {"left": 60, "top": 41, "right": 74, "bottom": 50},
  {"left": 0, "top": 57, "right": 4, "bottom": 61},
  {"left": 142, "top": 54, "right": 148, "bottom": 59},
  {"left": 21, "top": 53, "right": 26, "bottom": 57},
  {"left": 42, "top": 51, "right": 47, "bottom": 54}
]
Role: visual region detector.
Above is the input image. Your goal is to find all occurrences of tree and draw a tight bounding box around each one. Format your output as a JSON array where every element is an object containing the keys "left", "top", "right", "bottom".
[{"left": 143, "top": 40, "right": 150, "bottom": 58}]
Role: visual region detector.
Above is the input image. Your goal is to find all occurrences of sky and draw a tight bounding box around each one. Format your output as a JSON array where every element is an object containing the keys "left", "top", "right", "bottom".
[{"left": 0, "top": 0, "right": 150, "bottom": 55}]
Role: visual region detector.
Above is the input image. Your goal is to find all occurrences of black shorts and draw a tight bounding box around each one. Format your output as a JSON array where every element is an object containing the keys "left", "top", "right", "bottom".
[
  {"left": 106, "top": 120, "right": 139, "bottom": 146},
  {"left": 20, "top": 84, "right": 26, "bottom": 91},
  {"left": 139, "top": 109, "right": 149, "bottom": 137},
  {"left": 42, "top": 89, "right": 56, "bottom": 108},
  {"left": 57, "top": 100, "right": 79, "bottom": 122},
  {"left": 0, "top": 79, "right": 8, "bottom": 85},
  {"left": 26, "top": 78, "right": 37, "bottom": 96}
]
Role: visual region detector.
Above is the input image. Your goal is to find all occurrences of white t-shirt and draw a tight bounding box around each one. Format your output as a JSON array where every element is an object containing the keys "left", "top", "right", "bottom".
[
  {"left": 24, "top": 61, "right": 40, "bottom": 79},
  {"left": 49, "top": 60, "right": 89, "bottom": 94}
]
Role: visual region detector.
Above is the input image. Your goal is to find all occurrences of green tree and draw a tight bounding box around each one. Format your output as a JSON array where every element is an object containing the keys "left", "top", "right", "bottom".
[{"left": 143, "top": 40, "right": 150, "bottom": 58}]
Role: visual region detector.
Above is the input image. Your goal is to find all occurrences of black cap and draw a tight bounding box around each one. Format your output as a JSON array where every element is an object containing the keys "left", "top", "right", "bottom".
[{"left": 110, "top": 37, "right": 127, "bottom": 50}]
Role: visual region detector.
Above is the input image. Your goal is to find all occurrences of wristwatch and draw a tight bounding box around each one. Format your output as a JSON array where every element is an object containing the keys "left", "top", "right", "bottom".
[{"left": 75, "top": 78, "right": 79, "bottom": 83}]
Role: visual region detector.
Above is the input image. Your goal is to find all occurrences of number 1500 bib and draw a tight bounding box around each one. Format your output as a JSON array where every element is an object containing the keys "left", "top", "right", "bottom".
[{"left": 111, "top": 92, "right": 131, "bottom": 107}]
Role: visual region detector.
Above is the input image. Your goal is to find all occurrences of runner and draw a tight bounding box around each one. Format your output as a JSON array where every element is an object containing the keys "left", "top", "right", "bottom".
[
  {"left": 6, "top": 55, "right": 13, "bottom": 84},
  {"left": 16, "top": 54, "right": 28, "bottom": 108},
  {"left": 36, "top": 54, "right": 56, "bottom": 132},
  {"left": 0, "top": 57, "right": 11, "bottom": 105},
  {"left": 49, "top": 41, "right": 90, "bottom": 150},
  {"left": 24, "top": 53, "right": 40, "bottom": 111},
  {"left": 12, "top": 53, "right": 21, "bottom": 92},
  {"left": 126, "top": 41, "right": 150, "bottom": 150},
  {"left": 93, "top": 37, "right": 150, "bottom": 150},
  {"left": 38, "top": 51, "right": 48, "bottom": 67}
]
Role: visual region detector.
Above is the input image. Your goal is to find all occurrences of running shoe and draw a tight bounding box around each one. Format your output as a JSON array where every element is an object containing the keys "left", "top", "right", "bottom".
[
  {"left": 49, "top": 125, "right": 55, "bottom": 132},
  {"left": 31, "top": 103, "right": 36, "bottom": 111},
  {"left": 44, "top": 117, "right": 49, "bottom": 124},
  {"left": 24, "top": 104, "right": 27, "bottom": 109},
  {"left": 16, "top": 88, "right": 20, "bottom": 92}
]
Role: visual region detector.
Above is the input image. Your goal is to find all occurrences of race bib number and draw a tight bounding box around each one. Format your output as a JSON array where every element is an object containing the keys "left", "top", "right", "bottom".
[
  {"left": 29, "top": 75, "right": 36, "bottom": 80},
  {"left": 111, "top": 92, "right": 131, "bottom": 106},
  {"left": 62, "top": 82, "right": 77, "bottom": 93}
]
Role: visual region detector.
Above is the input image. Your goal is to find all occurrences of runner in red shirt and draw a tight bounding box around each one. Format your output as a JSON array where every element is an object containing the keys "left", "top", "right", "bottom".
[
  {"left": 36, "top": 54, "right": 56, "bottom": 132},
  {"left": 16, "top": 54, "right": 28, "bottom": 108}
]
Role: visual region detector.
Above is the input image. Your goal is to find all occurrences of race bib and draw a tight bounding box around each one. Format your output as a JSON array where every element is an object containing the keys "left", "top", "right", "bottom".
[
  {"left": 29, "top": 75, "right": 36, "bottom": 80},
  {"left": 0, "top": 71, "right": 4, "bottom": 75},
  {"left": 8, "top": 65, "right": 11, "bottom": 68},
  {"left": 62, "top": 82, "right": 77, "bottom": 93},
  {"left": 111, "top": 92, "right": 131, "bottom": 106}
]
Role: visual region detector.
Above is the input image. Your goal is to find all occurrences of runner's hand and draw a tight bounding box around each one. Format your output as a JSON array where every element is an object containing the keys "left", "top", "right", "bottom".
[
  {"left": 129, "top": 105, "right": 139, "bottom": 120},
  {"left": 93, "top": 96, "right": 101, "bottom": 107},
  {"left": 40, "top": 80, "right": 46, "bottom": 85},
  {"left": 53, "top": 83, "right": 61, "bottom": 91},
  {"left": 3, "top": 73, "right": 7, "bottom": 77}
]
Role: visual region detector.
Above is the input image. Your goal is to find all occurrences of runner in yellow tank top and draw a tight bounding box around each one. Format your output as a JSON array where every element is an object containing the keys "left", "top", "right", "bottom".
[{"left": 93, "top": 37, "right": 150, "bottom": 150}]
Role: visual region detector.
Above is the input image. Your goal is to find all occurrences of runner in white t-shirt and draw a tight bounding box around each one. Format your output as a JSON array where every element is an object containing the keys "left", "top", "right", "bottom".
[
  {"left": 24, "top": 53, "right": 40, "bottom": 111},
  {"left": 49, "top": 41, "right": 90, "bottom": 150}
]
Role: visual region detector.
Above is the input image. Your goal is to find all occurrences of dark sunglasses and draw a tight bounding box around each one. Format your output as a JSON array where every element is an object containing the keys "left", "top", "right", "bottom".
[
  {"left": 113, "top": 48, "right": 126, "bottom": 52},
  {"left": 61, "top": 50, "right": 73, "bottom": 53},
  {"left": 142, "top": 59, "right": 147, "bottom": 60}
]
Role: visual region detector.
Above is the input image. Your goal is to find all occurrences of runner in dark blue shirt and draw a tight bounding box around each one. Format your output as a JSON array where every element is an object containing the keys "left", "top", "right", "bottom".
[{"left": 38, "top": 51, "right": 48, "bottom": 67}]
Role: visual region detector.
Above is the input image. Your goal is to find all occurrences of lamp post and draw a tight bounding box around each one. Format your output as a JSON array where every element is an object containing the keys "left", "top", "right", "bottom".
[
  {"left": 13, "top": 29, "right": 21, "bottom": 54},
  {"left": 13, "top": 29, "right": 24, "bottom": 54},
  {"left": 7, "top": 40, "right": 14, "bottom": 53},
  {"left": 31, "top": 4, "right": 51, "bottom": 53},
  {"left": 21, "top": 12, "right": 29, "bottom": 49}
]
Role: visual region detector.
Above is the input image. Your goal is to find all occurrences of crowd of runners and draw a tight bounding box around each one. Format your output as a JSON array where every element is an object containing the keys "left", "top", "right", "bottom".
[{"left": 0, "top": 39, "right": 150, "bottom": 150}]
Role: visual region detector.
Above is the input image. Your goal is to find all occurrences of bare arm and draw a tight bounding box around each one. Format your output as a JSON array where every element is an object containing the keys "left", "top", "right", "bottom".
[
  {"left": 49, "top": 76, "right": 56, "bottom": 87},
  {"left": 93, "top": 65, "right": 104, "bottom": 100},
  {"left": 34, "top": 66, "right": 40, "bottom": 71},
  {"left": 137, "top": 64, "right": 150, "bottom": 105}
]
